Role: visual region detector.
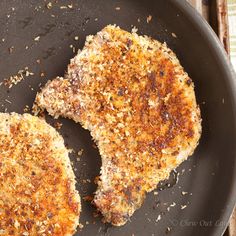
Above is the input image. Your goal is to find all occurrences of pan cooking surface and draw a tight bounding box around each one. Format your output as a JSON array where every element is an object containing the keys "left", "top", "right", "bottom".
[{"left": 0, "top": 1, "right": 236, "bottom": 235}]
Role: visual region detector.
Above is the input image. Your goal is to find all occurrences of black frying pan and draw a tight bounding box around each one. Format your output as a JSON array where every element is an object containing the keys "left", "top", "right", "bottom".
[{"left": 0, "top": 1, "right": 236, "bottom": 235}]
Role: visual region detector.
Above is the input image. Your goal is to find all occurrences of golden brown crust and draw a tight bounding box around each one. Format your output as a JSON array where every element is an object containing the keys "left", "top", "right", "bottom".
[
  {"left": 35, "top": 25, "right": 201, "bottom": 226},
  {"left": 0, "top": 113, "right": 80, "bottom": 235}
]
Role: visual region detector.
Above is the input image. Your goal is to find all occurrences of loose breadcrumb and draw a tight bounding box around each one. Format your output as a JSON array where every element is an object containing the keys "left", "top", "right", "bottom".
[
  {"left": 23, "top": 105, "right": 30, "bottom": 112},
  {"left": 147, "top": 15, "right": 152, "bottom": 23},
  {"left": 4, "top": 68, "right": 34, "bottom": 88},
  {"left": 171, "top": 32, "right": 177, "bottom": 38},
  {"left": 8, "top": 46, "right": 14, "bottom": 54},
  {"left": 54, "top": 121, "right": 63, "bottom": 130},
  {"left": 70, "top": 44, "right": 76, "bottom": 53},
  {"left": 34, "top": 36, "right": 40, "bottom": 41},
  {"left": 77, "top": 149, "right": 84, "bottom": 156},
  {"left": 131, "top": 26, "right": 138, "bottom": 33},
  {"left": 155, "top": 215, "right": 161, "bottom": 222},
  {"left": 46, "top": 2, "right": 52, "bottom": 9}
]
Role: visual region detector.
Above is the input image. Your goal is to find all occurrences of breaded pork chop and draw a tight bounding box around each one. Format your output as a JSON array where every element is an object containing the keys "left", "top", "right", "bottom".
[
  {"left": 0, "top": 113, "right": 80, "bottom": 235},
  {"left": 35, "top": 25, "right": 201, "bottom": 226}
]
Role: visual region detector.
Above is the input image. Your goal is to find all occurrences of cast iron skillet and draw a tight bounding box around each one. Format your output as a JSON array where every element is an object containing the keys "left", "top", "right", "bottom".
[{"left": 0, "top": 0, "right": 236, "bottom": 235}]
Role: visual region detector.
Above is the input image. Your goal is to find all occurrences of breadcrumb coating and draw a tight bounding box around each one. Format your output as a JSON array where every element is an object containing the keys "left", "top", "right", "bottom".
[
  {"left": 0, "top": 113, "right": 80, "bottom": 235},
  {"left": 35, "top": 25, "right": 201, "bottom": 226}
]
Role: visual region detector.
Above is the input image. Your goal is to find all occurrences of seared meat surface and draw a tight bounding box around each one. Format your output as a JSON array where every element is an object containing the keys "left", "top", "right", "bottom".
[
  {"left": 35, "top": 25, "right": 201, "bottom": 226},
  {"left": 0, "top": 113, "right": 80, "bottom": 235}
]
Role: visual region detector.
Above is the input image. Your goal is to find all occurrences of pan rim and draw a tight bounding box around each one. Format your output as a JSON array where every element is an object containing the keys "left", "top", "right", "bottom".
[{"left": 172, "top": 0, "right": 236, "bottom": 235}]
